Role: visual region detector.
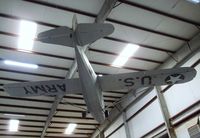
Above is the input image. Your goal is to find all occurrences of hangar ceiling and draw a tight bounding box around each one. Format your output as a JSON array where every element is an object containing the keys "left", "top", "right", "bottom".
[{"left": 0, "top": 0, "right": 199, "bottom": 137}]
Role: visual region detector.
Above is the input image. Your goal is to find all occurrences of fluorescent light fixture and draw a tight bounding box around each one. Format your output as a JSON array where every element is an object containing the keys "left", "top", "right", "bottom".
[
  {"left": 98, "top": 74, "right": 103, "bottom": 77},
  {"left": 65, "top": 123, "right": 77, "bottom": 134},
  {"left": 112, "top": 43, "right": 139, "bottom": 67},
  {"left": 4, "top": 114, "right": 25, "bottom": 117},
  {"left": 18, "top": 20, "right": 37, "bottom": 51},
  {"left": 4, "top": 60, "right": 38, "bottom": 69},
  {"left": 9, "top": 120, "right": 19, "bottom": 132},
  {"left": 187, "top": 0, "right": 200, "bottom": 3}
]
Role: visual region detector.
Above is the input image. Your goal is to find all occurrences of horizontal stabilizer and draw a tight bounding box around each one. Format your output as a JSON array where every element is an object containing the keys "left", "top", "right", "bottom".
[
  {"left": 37, "top": 26, "right": 74, "bottom": 47},
  {"left": 98, "top": 67, "right": 196, "bottom": 91},
  {"left": 4, "top": 78, "right": 82, "bottom": 97},
  {"left": 37, "top": 23, "right": 114, "bottom": 47},
  {"left": 75, "top": 23, "right": 114, "bottom": 46}
]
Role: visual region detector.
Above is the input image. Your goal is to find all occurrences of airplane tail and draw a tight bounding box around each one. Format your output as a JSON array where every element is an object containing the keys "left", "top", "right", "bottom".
[
  {"left": 75, "top": 23, "right": 114, "bottom": 46},
  {"left": 72, "top": 14, "right": 114, "bottom": 46},
  {"left": 37, "top": 15, "right": 114, "bottom": 46},
  {"left": 72, "top": 14, "right": 78, "bottom": 31}
]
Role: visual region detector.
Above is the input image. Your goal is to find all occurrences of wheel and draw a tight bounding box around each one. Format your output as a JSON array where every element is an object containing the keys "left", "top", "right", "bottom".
[
  {"left": 104, "top": 110, "right": 109, "bottom": 118},
  {"left": 82, "top": 111, "right": 87, "bottom": 118}
]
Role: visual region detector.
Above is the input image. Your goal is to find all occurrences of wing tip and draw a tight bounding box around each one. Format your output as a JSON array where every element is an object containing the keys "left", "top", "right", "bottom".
[{"left": 104, "top": 23, "right": 114, "bottom": 35}]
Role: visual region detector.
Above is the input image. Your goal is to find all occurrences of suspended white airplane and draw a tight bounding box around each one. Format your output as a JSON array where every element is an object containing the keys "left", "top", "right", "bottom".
[{"left": 4, "top": 16, "right": 197, "bottom": 124}]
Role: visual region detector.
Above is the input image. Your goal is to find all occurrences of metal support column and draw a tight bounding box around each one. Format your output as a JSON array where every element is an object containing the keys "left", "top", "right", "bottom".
[
  {"left": 122, "top": 111, "right": 131, "bottom": 138},
  {"left": 155, "top": 86, "right": 177, "bottom": 138}
]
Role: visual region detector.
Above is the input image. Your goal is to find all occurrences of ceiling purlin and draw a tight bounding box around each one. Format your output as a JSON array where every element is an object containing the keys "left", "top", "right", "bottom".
[
  {"left": 0, "top": 45, "right": 145, "bottom": 72},
  {"left": 118, "top": 0, "right": 200, "bottom": 27}
]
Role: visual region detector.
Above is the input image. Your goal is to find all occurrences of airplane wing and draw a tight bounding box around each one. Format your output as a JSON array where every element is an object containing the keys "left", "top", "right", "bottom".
[
  {"left": 37, "top": 26, "right": 74, "bottom": 47},
  {"left": 75, "top": 23, "right": 114, "bottom": 46},
  {"left": 4, "top": 78, "right": 82, "bottom": 97},
  {"left": 98, "top": 67, "right": 197, "bottom": 91}
]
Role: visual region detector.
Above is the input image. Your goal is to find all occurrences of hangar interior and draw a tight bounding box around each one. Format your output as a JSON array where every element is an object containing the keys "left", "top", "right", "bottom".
[{"left": 0, "top": 0, "right": 200, "bottom": 138}]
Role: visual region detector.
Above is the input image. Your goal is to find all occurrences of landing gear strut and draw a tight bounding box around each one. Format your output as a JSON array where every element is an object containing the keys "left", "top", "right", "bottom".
[
  {"left": 82, "top": 111, "right": 87, "bottom": 118},
  {"left": 82, "top": 111, "right": 89, "bottom": 118}
]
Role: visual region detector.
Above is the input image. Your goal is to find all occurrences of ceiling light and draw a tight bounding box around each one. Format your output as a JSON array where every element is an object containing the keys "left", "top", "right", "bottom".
[
  {"left": 4, "top": 60, "right": 38, "bottom": 69},
  {"left": 98, "top": 74, "right": 103, "bottom": 77},
  {"left": 9, "top": 120, "right": 19, "bottom": 132},
  {"left": 65, "top": 123, "right": 77, "bottom": 135},
  {"left": 187, "top": 0, "right": 200, "bottom": 4},
  {"left": 112, "top": 43, "right": 139, "bottom": 67},
  {"left": 18, "top": 20, "right": 37, "bottom": 51}
]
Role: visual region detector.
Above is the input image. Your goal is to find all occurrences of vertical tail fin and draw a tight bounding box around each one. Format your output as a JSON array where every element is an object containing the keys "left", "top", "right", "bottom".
[{"left": 72, "top": 14, "right": 78, "bottom": 31}]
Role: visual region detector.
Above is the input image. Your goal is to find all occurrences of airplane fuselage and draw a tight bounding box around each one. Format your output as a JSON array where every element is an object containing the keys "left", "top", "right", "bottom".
[{"left": 74, "top": 45, "right": 105, "bottom": 123}]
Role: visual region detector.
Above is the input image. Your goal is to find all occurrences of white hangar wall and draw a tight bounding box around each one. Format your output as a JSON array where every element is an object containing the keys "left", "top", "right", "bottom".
[{"left": 103, "top": 46, "right": 200, "bottom": 137}]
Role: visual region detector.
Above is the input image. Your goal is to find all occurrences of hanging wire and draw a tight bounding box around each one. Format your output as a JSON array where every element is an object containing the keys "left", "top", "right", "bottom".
[
  {"left": 113, "top": 2, "right": 122, "bottom": 9},
  {"left": 94, "top": 124, "right": 103, "bottom": 138},
  {"left": 187, "top": 42, "right": 192, "bottom": 52},
  {"left": 61, "top": 100, "right": 87, "bottom": 111},
  {"left": 167, "top": 52, "right": 179, "bottom": 63},
  {"left": 104, "top": 88, "right": 149, "bottom": 111},
  {"left": 195, "top": 25, "right": 200, "bottom": 31}
]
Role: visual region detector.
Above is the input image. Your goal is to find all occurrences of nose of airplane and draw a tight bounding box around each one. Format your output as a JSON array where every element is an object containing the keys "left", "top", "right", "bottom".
[
  {"left": 36, "top": 32, "right": 48, "bottom": 42},
  {"left": 96, "top": 114, "right": 106, "bottom": 124},
  {"left": 104, "top": 23, "right": 115, "bottom": 35},
  {"left": 91, "top": 109, "right": 106, "bottom": 124}
]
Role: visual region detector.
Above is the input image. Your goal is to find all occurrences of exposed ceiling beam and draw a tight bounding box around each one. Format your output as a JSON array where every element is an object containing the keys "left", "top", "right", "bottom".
[
  {"left": 40, "top": 0, "right": 118, "bottom": 137},
  {"left": 0, "top": 122, "right": 96, "bottom": 130},
  {"left": 0, "top": 31, "right": 164, "bottom": 64},
  {"left": 104, "top": 36, "right": 175, "bottom": 53},
  {"left": 0, "top": 46, "right": 146, "bottom": 72},
  {"left": 106, "top": 18, "right": 189, "bottom": 41},
  {"left": 118, "top": 0, "right": 200, "bottom": 27}
]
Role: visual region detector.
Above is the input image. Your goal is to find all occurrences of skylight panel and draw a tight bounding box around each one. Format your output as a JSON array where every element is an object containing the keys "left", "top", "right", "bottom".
[
  {"left": 9, "top": 120, "right": 19, "bottom": 132},
  {"left": 18, "top": 20, "right": 37, "bottom": 51},
  {"left": 4, "top": 60, "right": 38, "bottom": 69},
  {"left": 65, "top": 123, "right": 77, "bottom": 135},
  {"left": 4, "top": 114, "right": 25, "bottom": 117},
  {"left": 112, "top": 43, "right": 139, "bottom": 67}
]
